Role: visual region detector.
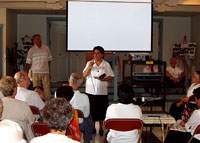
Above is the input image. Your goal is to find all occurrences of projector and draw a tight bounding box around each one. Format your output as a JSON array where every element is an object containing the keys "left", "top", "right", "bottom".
[{"left": 129, "top": 53, "right": 150, "bottom": 61}]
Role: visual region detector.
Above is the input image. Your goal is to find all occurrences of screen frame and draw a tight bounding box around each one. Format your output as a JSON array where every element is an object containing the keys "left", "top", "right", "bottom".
[{"left": 66, "top": 1, "right": 153, "bottom": 52}]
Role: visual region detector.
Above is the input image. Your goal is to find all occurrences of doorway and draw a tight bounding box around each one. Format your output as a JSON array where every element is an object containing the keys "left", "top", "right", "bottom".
[
  {"left": 46, "top": 17, "right": 69, "bottom": 82},
  {"left": 0, "top": 24, "right": 3, "bottom": 78}
]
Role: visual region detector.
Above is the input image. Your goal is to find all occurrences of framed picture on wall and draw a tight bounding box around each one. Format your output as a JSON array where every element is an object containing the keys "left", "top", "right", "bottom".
[{"left": 172, "top": 42, "right": 196, "bottom": 59}]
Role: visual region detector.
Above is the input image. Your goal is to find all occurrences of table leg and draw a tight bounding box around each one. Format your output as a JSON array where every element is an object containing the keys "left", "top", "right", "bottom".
[
  {"left": 164, "top": 124, "right": 169, "bottom": 141},
  {"left": 161, "top": 123, "right": 165, "bottom": 143}
]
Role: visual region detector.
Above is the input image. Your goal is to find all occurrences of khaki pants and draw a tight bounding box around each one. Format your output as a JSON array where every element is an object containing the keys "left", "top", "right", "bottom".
[{"left": 32, "top": 73, "right": 51, "bottom": 100}]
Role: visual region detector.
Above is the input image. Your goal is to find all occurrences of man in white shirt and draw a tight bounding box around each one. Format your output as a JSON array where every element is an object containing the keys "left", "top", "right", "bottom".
[
  {"left": 14, "top": 71, "right": 45, "bottom": 111},
  {"left": 25, "top": 34, "right": 53, "bottom": 100},
  {"left": 166, "top": 58, "right": 185, "bottom": 93},
  {"left": 69, "top": 73, "right": 92, "bottom": 142},
  {"left": 105, "top": 84, "right": 142, "bottom": 143}
]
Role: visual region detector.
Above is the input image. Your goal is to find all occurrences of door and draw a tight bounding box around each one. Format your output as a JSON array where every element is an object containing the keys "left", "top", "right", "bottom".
[{"left": 49, "top": 21, "right": 69, "bottom": 81}]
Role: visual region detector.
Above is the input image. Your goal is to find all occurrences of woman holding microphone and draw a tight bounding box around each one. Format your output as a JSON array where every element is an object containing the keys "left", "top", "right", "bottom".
[{"left": 83, "top": 46, "right": 114, "bottom": 136}]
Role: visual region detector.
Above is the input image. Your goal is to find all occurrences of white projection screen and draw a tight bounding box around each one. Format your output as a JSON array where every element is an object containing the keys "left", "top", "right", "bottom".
[{"left": 67, "top": 0, "right": 152, "bottom": 51}]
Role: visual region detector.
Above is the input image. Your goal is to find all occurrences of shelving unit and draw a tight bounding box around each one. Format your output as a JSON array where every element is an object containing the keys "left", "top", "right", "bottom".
[{"left": 122, "top": 60, "right": 166, "bottom": 111}]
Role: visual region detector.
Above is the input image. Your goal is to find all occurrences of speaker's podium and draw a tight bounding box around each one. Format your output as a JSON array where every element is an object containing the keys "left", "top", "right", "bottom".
[{"left": 122, "top": 60, "right": 166, "bottom": 111}]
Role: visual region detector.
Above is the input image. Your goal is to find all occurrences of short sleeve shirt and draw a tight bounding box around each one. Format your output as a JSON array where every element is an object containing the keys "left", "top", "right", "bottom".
[
  {"left": 15, "top": 87, "right": 45, "bottom": 110},
  {"left": 26, "top": 45, "right": 53, "bottom": 73},
  {"left": 166, "top": 66, "right": 183, "bottom": 79},
  {"left": 105, "top": 103, "right": 142, "bottom": 143},
  {"left": 83, "top": 60, "right": 114, "bottom": 95}
]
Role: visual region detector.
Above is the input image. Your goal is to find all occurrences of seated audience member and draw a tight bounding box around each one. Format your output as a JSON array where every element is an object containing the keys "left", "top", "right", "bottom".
[
  {"left": 0, "top": 119, "right": 27, "bottom": 143},
  {"left": 105, "top": 84, "right": 142, "bottom": 143},
  {"left": 14, "top": 71, "right": 45, "bottom": 111},
  {"left": 166, "top": 58, "right": 185, "bottom": 93},
  {"left": 30, "top": 98, "right": 80, "bottom": 143},
  {"left": 0, "top": 76, "right": 35, "bottom": 141},
  {"left": 56, "top": 86, "right": 81, "bottom": 141},
  {"left": 165, "top": 87, "right": 200, "bottom": 143},
  {"left": 69, "top": 73, "right": 93, "bottom": 142},
  {"left": 169, "top": 71, "right": 200, "bottom": 121}
]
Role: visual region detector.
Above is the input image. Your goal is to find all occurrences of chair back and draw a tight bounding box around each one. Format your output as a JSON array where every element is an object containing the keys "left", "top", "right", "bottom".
[
  {"left": 30, "top": 105, "right": 40, "bottom": 115},
  {"left": 103, "top": 118, "right": 143, "bottom": 143},
  {"left": 31, "top": 122, "right": 50, "bottom": 137},
  {"left": 193, "top": 124, "right": 200, "bottom": 135},
  {"left": 31, "top": 122, "right": 75, "bottom": 139},
  {"left": 76, "top": 109, "right": 84, "bottom": 118},
  {"left": 104, "top": 118, "right": 143, "bottom": 131},
  {"left": 30, "top": 105, "right": 43, "bottom": 121},
  {"left": 188, "top": 124, "right": 200, "bottom": 143}
]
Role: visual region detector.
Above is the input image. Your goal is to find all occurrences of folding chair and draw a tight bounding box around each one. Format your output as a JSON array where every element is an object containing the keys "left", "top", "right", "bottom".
[
  {"left": 76, "top": 109, "right": 88, "bottom": 143},
  {"left": 31, "top": 122, "right": 50, "bottom": 137},
  {"left": 188, "top": 124, "right": 200, "bottom": 143},
  {"left": 103, "top": 118, "right": 143, "bottom": 143},
  {"left": 31, "top": 122, "right": 74, "bottom": 139},
  {"left": 30, "top": 105, "right": 43, "bottom": 122}
]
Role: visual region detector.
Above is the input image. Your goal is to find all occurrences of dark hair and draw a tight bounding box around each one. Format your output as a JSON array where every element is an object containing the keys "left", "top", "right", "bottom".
[
  {"left": 193, "top": 87, "right": 200, "bottom": 100},
  {"left": 42, "top": 98, "right": 74, "bottom": 131},
  {"left": 118, "top": 83, "right": 134, "bottom": 104},
  {"left": 93, "top": 46, "right": 104, "bottom": 55},
  {"left": 56, "top": 86, "right": 74, "bottom": 101}
]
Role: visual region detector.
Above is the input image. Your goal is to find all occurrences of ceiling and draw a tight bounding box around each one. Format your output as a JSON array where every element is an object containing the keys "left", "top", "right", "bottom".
[{"left": 0, "top": 0, "right": 200, "bottom": 17}]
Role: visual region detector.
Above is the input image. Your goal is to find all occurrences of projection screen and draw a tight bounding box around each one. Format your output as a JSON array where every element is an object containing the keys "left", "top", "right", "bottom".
[{"left": 67, "top": 0, "right": 152, "bottom": 51}]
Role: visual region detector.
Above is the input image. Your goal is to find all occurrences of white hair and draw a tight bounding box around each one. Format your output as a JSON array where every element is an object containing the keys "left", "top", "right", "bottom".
[
  {"left": 0, "top": 119, "right": 27, "bottom": 143},
  {"left": 70, "top": 73, "right": 83, "bottom": 85}
]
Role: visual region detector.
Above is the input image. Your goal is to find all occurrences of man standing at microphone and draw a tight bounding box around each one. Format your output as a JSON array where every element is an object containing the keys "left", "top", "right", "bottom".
[
  {"left": 25, "top": 34, "right": 53, "bottom": 100},
  {"left": 83, "top": 46, "right": 114, "bottom": 136}
]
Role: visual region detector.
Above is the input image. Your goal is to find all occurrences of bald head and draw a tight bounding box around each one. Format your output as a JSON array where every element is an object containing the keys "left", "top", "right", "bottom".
[{"left": 14, "top": 71, "right": 30, "bottom": 88}]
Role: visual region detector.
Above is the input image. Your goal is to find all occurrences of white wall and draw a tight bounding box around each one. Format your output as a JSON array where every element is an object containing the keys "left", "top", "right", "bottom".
[
  {"left": 0, "top": 8, "right": 7, "bottom": 76},
  {"left": 17, "top": 14, "right": 65, "bottom": 49},
  {"left": 17, "top": 14, "right": 192, "bottom": 81},
  {"left": 191, "top": 15, "right": 200, "bottom": 71},
  {"left": 159, "top": 17, "right": 191, "bottom": 66}
]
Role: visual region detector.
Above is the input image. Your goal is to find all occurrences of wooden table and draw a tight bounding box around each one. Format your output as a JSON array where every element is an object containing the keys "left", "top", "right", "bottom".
[{"left": 142, "top": 115, "right": 176, "bottom": 142}]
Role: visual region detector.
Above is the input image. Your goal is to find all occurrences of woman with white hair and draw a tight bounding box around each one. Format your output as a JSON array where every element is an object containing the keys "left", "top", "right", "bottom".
[{"left": 0, "top": 119, "right": 27, "bottom": 143}]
